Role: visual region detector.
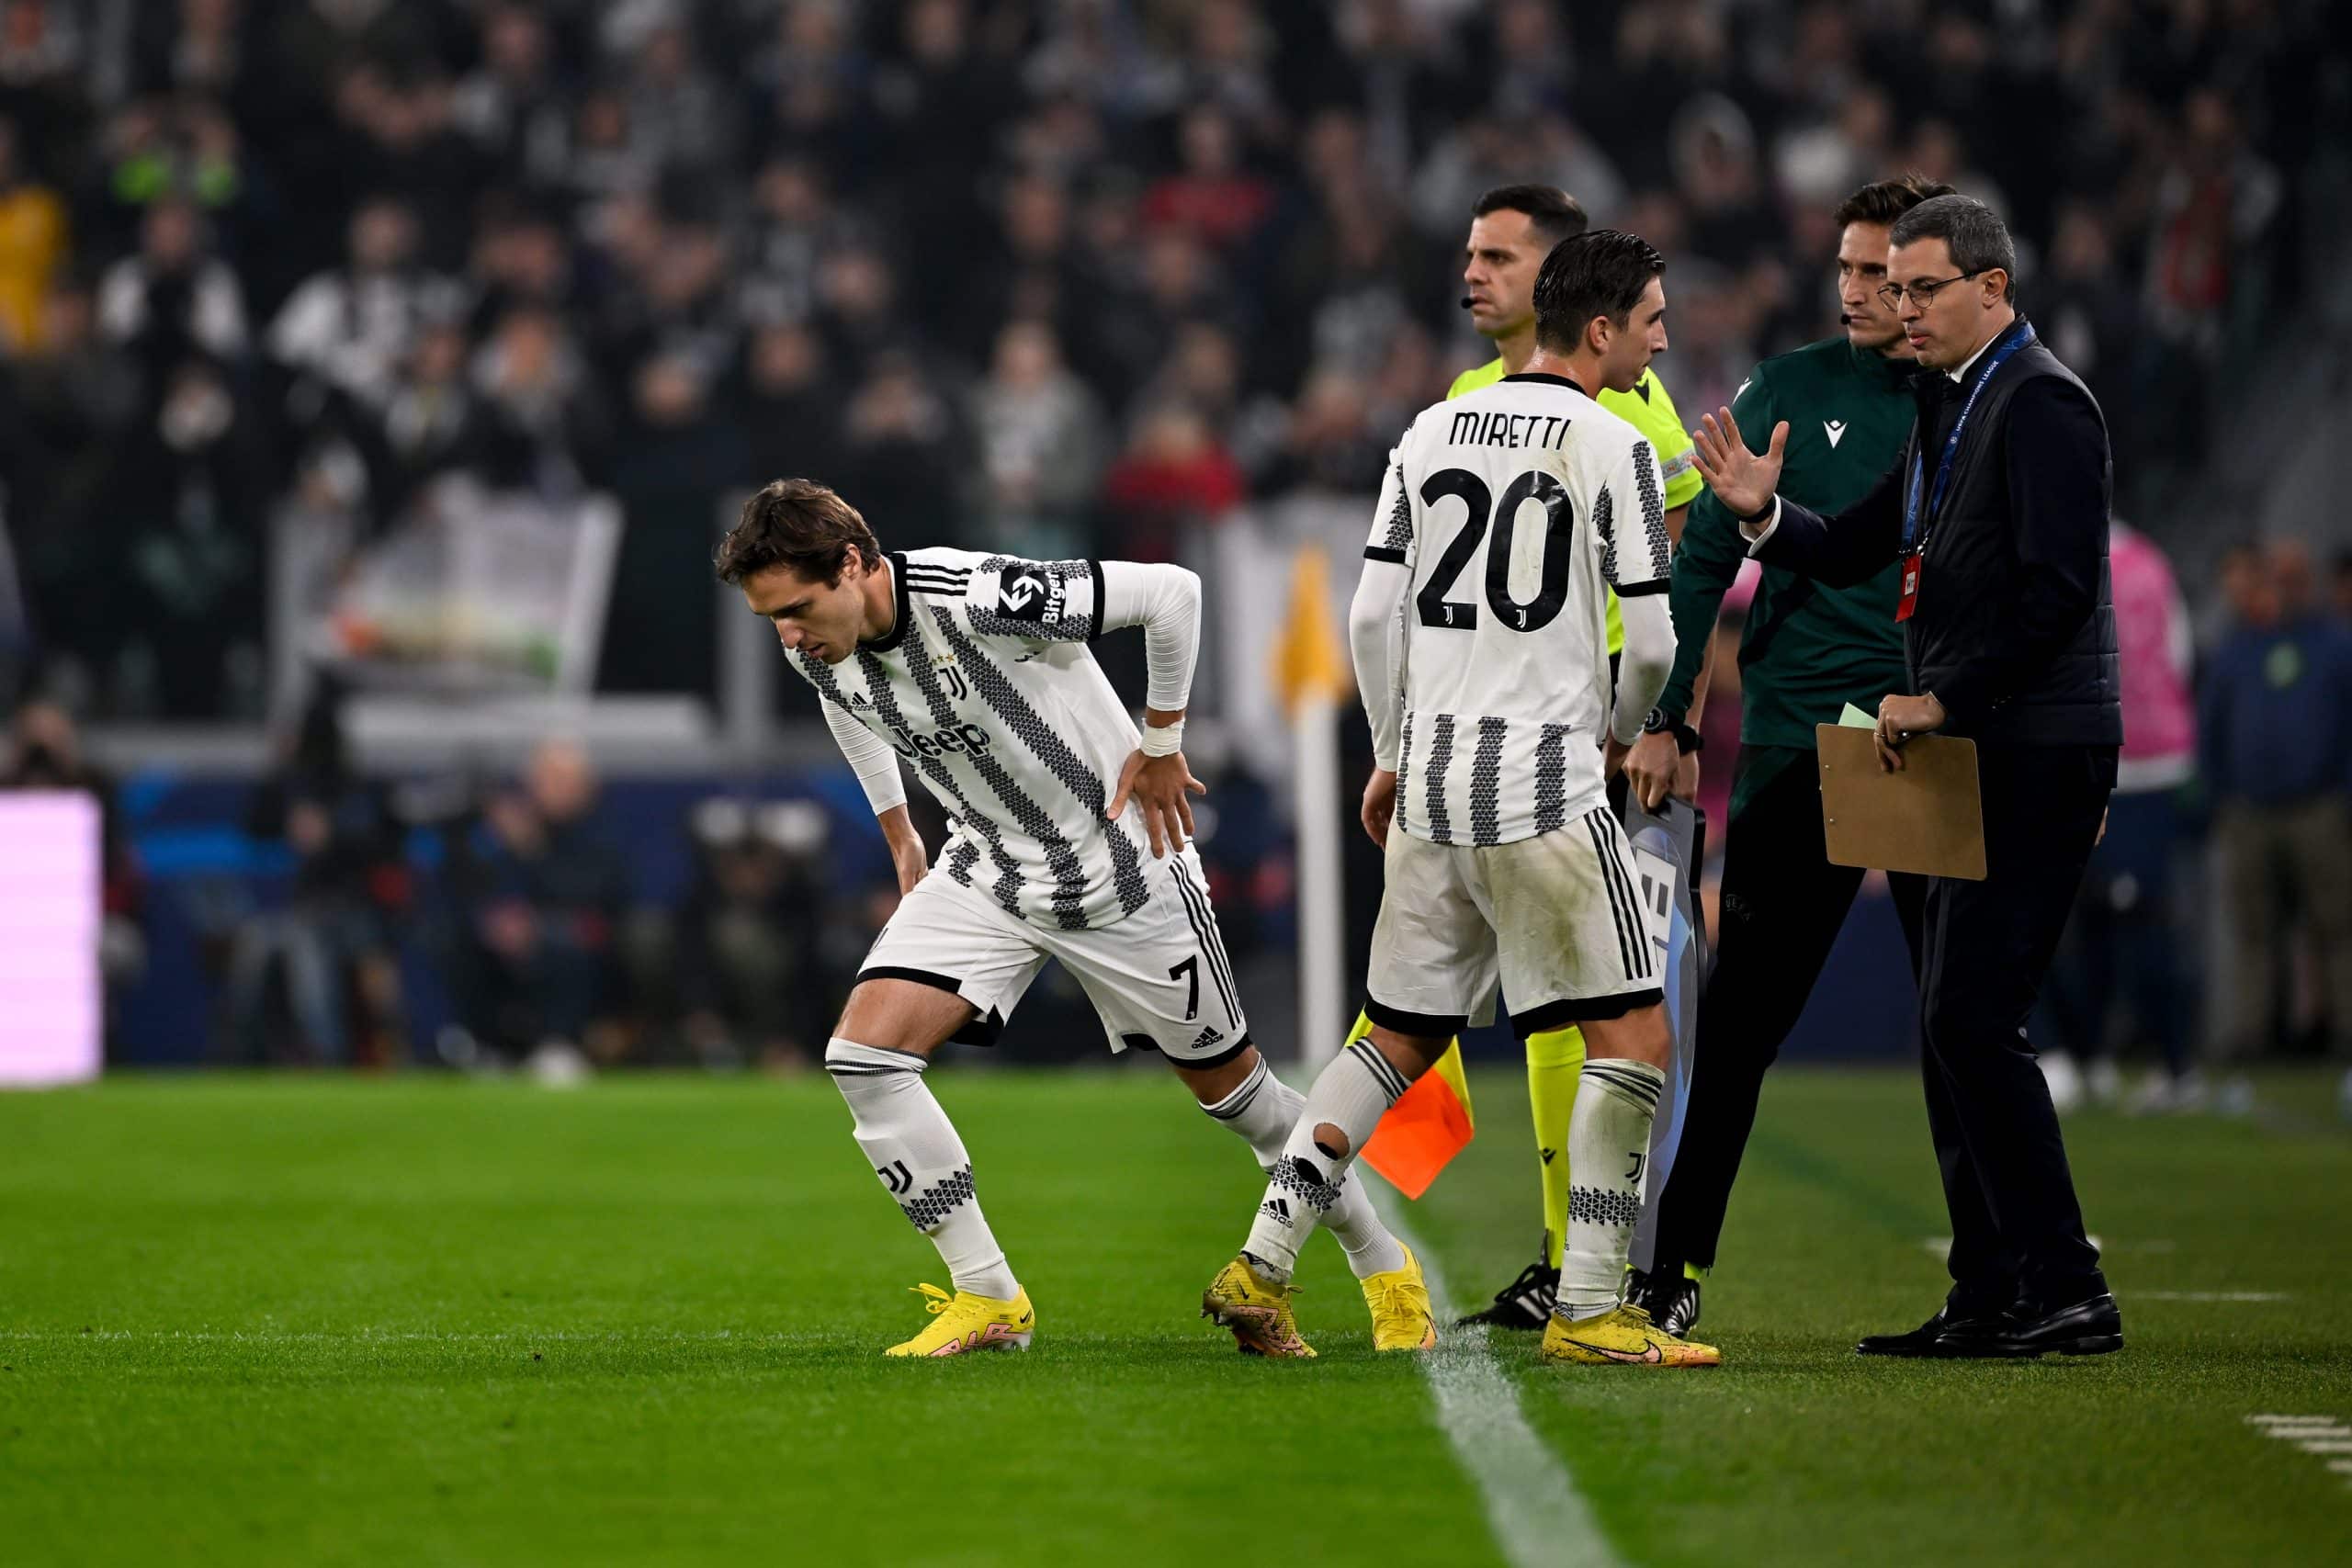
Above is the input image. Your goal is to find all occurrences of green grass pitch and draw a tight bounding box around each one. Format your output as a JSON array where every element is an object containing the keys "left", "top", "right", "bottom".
[{"left": 3, "top": 1066, "right": 2347, "bottom": 1566}]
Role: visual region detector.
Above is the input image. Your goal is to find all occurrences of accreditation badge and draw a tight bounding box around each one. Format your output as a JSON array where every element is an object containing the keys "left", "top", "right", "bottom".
[{"left": 1896, "top": 551, "right": 1922, "bottom": 622}]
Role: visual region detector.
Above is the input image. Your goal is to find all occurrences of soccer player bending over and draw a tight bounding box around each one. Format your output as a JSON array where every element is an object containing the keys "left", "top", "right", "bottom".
[
  {"left": 1202, "top": 232, "right": 1721, "bottom": 1367},
  {"left": 718, "top": 480, "right": 1433, "bottom": 1358}
]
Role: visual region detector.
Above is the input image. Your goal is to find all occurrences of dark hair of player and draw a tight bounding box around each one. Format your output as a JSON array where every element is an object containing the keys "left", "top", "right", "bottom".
[
  {"left": 1532, "top": 230, "right": 1667, "bottom": 355},
  {"left": 1471, "top": 184, "right": 1590, "bottom": 247},
  {"left": 715, "top": 478, "right": 883, "bottom": 586},
  {"left": 1889, "top": 193, "right": 2018, "bottom": 302},
  {"left": 1831, "top": 173, "right": 1958, "bottom": 231}
]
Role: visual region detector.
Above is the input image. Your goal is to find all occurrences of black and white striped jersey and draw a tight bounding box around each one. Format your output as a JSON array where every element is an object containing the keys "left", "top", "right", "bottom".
[
  {"left": 790, "top": 549, "right": 1162, "bottom": 931},
  {"left": 1363, "top": 373, "right": 1673, "bottom": 848}
]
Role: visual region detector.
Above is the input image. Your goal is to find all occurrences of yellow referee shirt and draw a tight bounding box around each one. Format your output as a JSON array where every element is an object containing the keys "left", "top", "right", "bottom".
[{"left": 1445, "top": 359, "right": 1701, "bottom": 655}]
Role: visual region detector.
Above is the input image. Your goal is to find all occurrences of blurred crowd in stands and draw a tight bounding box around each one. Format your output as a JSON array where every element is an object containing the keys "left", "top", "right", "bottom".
[
  {"left": 0, "top": 0, "right": 2331, "bottom": 711},
  {"left": 0, "top": 0, "right": 2343, "bottom": 1089}
]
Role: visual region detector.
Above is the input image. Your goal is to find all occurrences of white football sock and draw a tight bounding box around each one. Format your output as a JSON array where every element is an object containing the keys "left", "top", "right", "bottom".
[
  {"left": 825, "top": 1038, "right": 1019, "bottom": 1301},
  {"left": 1555, "top": 1056, "right": 1664, "bottom": 1323},
  {"left": 1238, "top": 1039, "right": 1411, "bottom": 1282},
  {"left": 1201, "top": 1055, "right": 1409, "bottom": 1280}
]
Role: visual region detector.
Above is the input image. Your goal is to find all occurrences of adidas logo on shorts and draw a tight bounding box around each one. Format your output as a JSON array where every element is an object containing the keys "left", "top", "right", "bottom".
[{"left": 1190, "top": 1024, "right": 1226, "bottom": 1052}]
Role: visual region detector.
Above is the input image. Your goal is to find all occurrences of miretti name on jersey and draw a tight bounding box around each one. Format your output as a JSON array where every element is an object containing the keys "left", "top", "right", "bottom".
[
  {"left": 789, "top": 548, "right": 1154, "bottom": 931},
  {"left": 1368, "top": 372, "right": 1671, "bottom": 848}
]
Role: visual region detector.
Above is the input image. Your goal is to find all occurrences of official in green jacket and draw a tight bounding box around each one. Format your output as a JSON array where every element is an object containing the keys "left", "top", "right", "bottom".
[{"left": 1622, "top": 175, "right": 1952, "bottom": 1337}]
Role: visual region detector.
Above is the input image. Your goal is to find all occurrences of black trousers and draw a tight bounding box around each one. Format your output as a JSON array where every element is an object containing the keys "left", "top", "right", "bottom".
[
  {"left": 1651, "top": 747, "right": 1928, "bottom": 1277},
  {"left": 1921, "top": 741, "right": 2116, "bottom": 1309}
]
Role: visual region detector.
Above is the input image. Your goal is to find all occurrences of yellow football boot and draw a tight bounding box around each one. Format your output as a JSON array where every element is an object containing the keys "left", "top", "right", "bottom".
[
  {"left": 1538, "top": 1303, "right": 1720, "bottom": 1368},
  {"left": 884, "top": 1283, "right": 1035, "bottom": 1357},
  {"left": 1202, "top": 1256, "right": 1317, "bottom": 1359},
  {"left": 1362, "top": 1245, "right": 1438, "bottom": 1352}
]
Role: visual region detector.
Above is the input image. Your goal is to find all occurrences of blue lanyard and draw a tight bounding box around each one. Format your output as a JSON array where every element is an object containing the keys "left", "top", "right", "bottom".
[{"left": 1903, "top": 320, "right": 2036, "bottom": 554}]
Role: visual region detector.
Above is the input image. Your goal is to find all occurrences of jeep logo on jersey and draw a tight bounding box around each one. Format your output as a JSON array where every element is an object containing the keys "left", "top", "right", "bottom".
[
  {"left": 995, "top": 564, "right": 1058, "bottom": 622},
  {"left": 886, "top": 720, "right": 994, "bottom": 761}
]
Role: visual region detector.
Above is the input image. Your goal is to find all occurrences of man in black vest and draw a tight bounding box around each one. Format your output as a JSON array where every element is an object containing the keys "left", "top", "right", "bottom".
[{"left": 1690, "top": 195, "right": 2123, "bottom": 1359}]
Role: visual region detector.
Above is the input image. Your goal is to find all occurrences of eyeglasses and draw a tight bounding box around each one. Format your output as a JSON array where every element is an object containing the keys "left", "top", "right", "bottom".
[{"left": 1876, "top": 270, "right": 1984, "bottom": 310}]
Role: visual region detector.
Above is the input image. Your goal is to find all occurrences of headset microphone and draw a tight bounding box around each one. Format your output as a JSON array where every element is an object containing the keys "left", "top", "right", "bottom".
[{"left": 1459, "top": 296, "right": 1475, "bottom": 310}]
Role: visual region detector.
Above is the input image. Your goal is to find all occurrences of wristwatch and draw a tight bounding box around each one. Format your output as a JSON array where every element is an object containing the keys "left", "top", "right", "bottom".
[{"left": 1641, "top": 707, "right": 1703, "bottom": 754}]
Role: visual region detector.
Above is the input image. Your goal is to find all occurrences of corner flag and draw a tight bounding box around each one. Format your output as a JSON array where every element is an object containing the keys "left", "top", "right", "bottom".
[{"left": 1359, "top": 1014, "right": 1476, "bottom": 1200}]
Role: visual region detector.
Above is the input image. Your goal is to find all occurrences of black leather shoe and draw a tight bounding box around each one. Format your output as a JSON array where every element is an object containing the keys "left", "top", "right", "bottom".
[
  {"left": 1457, "top": 1254, "right": 1557, "bottom": 1329},
  {"left": 1638, "top": 1274, "right": 1702, "bottom": 1338},
  {"left": 1934, "top": 1293, "right": 2123, "bottom": 1359},
  {"left": 1855, "top": 1303, "right": 2010, "bottom": 1358}
]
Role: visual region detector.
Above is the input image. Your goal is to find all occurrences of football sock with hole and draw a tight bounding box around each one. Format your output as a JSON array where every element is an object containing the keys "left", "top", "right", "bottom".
[
  {"left": 1201, "top": 1055, "right": 1408, "bottom": 1280},
  {"left": 1238, "top": 1039, "right": 1412, "bottom": 1282}
]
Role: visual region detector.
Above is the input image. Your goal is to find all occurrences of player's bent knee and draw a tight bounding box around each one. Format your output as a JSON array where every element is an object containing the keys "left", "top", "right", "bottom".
[
  {"left": 1579, "top": 1000, "right": 1673, "bottom": 1068},
  {"left": 1171, "top": 1042, "right": 1261, "bottom": 1106},
  {"left": 824, "top": 1035, "right": 920, "bottom": 1072},
  {"left": 835, "top": 977, "right": 969, "bottom": 1057},
  {"left": 1364, "top": 1023, "right": 1451, "bottom": 1074}
]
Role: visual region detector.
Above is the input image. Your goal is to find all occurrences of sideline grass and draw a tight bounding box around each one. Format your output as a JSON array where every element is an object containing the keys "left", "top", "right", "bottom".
[
  {"left": 2, "top": 1067, "right": 2346, "bottom": 1566},
  {"left": 1420, "top": 1068, "right": 2352, "bottom": 1567}
]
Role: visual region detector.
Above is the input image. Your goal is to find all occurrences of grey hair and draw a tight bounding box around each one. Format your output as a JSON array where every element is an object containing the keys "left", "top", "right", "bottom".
[{"left": 1889, "top": 194, "right": 2017, "bottom": 301}]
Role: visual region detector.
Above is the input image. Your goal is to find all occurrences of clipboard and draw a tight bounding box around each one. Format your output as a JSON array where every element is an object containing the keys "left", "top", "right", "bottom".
[{"left": 1815, "top": 724, "right": 1987, "bottom": 881}]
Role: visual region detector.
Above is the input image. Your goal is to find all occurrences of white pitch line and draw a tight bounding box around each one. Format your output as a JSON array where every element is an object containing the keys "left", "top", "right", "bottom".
[
  {"left": 1920, "top": 1235, "right": 2107, "bottom": 1256},
  {"left": 1374, "top": 1186, "right": 1626, "bottom": 1568},
  {"left": 2246, "top": 1414, "right": 2352, "bottom": 1491}
]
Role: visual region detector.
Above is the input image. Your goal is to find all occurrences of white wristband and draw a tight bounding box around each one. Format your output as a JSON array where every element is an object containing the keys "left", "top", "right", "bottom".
[{"left": 1138, "top": 719, "right": 1185, "bottom": 758}]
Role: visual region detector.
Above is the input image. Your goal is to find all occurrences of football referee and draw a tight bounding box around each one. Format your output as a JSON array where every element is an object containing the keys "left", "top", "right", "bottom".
[{"left": 1621, "top": 175, "right": 1951, "bottom": 1337}]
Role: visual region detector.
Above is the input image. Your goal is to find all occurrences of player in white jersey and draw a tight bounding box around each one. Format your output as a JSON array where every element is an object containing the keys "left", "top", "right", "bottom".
[
  {"left": 715, "top": 479, "right": 1434, "bottom": 1358},
  {"left": 1202, "top": 233, "right": 1722, "bottom": 1367}
]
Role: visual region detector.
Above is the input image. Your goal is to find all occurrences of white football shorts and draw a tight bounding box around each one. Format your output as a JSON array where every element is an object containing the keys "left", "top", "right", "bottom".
[
  {"left": 857, "top": 842, "right": 1250, "bottom": 1066},
  {"left": 1365, "top": 805, "right": 1663, "bottom": 1038}
]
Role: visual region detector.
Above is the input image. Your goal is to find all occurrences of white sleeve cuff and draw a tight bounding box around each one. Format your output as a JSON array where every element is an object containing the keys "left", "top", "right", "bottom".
[{"left": 1739, "top": 497, "right": 1781, "bottom": 556}]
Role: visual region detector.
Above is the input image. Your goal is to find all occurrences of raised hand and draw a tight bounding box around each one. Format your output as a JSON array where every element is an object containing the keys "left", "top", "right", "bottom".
[{"left": 1690, "top": 408, "right": 1789, "bottom": 521}]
